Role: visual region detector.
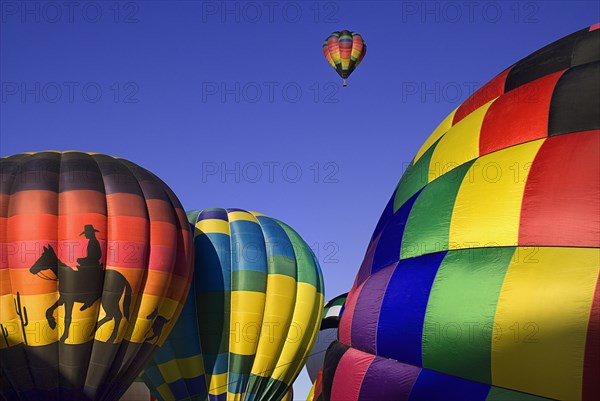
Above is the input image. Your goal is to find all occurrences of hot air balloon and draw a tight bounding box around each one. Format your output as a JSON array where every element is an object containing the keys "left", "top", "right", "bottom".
[
  {"left": 306, "top": 294, "right": 346, "bottom": 401},
  {"left": 0, "top": 151, "right": 193, "bottom": 401},
  {"left": 120, "top": 381, "right": 152, "bottom": 401},
  {"left": 305, "top": 293, "right": 347, "bottom": 383},
  {"left": 322, "top": 24, "right": 600, "bottom": 401},
  {"left": 306, "top": 369, "right": 323, "bottom": 401},
  {"left": 141, "top": 208, "right": 324, "bottom": 401},
  {"left": 281, "top": 388, "right": 293, "bottom": 401},
  {"left": 323, "top": 30, "right": 366, "bottom": 87}
]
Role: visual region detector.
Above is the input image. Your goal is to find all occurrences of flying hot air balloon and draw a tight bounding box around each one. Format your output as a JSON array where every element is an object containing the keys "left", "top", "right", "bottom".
[
  {"left": 0, "top": 151, "right": 193, "bottom": 401},
  {"left": 141, "top": 208, "right": 324, "bottom": 401},
  {"left": 322, "top": 30, "right": 366, "bottom": 87},
  {"left": 322, "top": 24, "right": 600, "bottom": 401}
]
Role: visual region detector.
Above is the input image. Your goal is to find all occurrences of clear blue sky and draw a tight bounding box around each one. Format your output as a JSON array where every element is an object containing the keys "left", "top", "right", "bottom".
[{"left": 1, "top": 1, "right": 598, "bottom": 398}]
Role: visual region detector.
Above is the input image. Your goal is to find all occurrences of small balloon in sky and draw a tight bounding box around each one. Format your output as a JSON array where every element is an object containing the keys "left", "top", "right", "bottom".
[{"left": 322, "top": 30, "right": 366, "bottom": 87}]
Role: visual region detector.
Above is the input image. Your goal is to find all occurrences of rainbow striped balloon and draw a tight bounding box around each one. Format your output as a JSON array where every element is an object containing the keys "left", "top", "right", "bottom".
[
  {"left": 322, "top": 24, "right": 600, "bottom": 401},
  {"left": 0, "top": 151, "right": 193, "bottom": 401},
  {"left": 142, "top": 208, "right": 324, "bottom": 401},
  {"left": 322, "top": 30, "right": 366, "bottom": 86}
]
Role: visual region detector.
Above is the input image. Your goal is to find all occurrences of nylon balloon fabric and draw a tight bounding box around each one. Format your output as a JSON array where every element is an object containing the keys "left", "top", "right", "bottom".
[
  {"left": 306, "top": 369, "right": 323, "bottom": 401},
  {"left": 141, "top": 208, "right": 324, "bottom": 401},
  {"left": 322, "top": 30, "right": 366, "bottom": 84},
  {"left": 0, "top": 151, "right": 194, "bottom": 401},
  {"left": 305, "top": 293, "right": 347, "bottom": 383},
  {"left": 322, "top": 24, "right": 600, "bottom": 401}
]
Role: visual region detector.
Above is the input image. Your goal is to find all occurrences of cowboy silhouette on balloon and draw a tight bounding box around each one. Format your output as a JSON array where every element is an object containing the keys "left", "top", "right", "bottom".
[{"left": 29, "top": 224, "right": 132, "bottom": 343}]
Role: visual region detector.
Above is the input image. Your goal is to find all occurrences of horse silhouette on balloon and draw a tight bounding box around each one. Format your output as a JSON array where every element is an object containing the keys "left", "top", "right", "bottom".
[{"left": 29, "top": 225, "right": 132, "bottom": 343}]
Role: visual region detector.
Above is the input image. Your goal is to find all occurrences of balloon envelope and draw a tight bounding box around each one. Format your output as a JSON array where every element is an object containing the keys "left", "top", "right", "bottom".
[
  {"left": 120, "top": 382, "right": 152, "bottom": 401},
  {"left": 306, "top": 369, "right": 323, "bottom": 401},
  {"left": 322, "top": 30, "right": 366, "bottom": 83},
  {"left": 142, "top": 208, "right": 324, "bottom": 401},
  {"left": 0, "top": 151, "right": 193, "bottom": 401},
  {"left": 323, "top": 24, "right": 600, "bottom": 401},
  {"left": 305, "top": 293, "right": 347, "bottom": 383}
]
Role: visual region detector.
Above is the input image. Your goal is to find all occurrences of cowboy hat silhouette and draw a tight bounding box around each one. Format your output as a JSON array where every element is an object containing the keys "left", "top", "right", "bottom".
[{"left": 80, "top": 224, "right": 100, "bottom": 237}]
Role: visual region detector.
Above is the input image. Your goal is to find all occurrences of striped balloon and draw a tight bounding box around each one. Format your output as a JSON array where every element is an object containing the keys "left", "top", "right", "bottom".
[
  {"left": 305, "top": 293, "right": 347, "bottom": 382},
  {"left": 142, "top": 208, "right": 324, "bottom": 401},
  {"left": 0, "top": 151, "right": 193, "bottom": 401},
  {"left": 322, "top": 30, "right": 366, "bottom": 86},
  {"left": 322, "top": 24, "right": 600, "bottom": 401},
  {"left": 306, "top": 294, "right": 347, "bottom": 401}
]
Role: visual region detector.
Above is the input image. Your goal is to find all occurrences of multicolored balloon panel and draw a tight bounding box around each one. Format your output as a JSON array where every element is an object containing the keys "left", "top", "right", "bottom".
[
  {"left": 322, "top": 30, "right": 366, "bottom": 84},
  {"left": 0, "top": 151, "right": 193, "bottom": 401},
  {"left": 141, "top": 208, "right": 324, "bottom": 401},
  {"left": 305, "top": 293, "right": 347, "bottom": 383},
  {"left": 323, "top": 343, "right": 555, "bottom": 401},
  {"left": 322, "top": 25, "right": 600, "bottom": 401}
]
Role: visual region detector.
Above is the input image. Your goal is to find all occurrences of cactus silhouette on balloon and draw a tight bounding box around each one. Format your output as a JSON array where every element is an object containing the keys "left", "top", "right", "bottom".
[
  {"left": 1, "top": 324, "right": 9, "bottom": 347},
  {"left": 14, "top": 292, "right": 28, "bottom": 345}
]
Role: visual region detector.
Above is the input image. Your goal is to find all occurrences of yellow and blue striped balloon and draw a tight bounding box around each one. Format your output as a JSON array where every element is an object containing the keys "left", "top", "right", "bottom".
[{"left": 141, "top": 208, "right": 324, "bottom": 401}]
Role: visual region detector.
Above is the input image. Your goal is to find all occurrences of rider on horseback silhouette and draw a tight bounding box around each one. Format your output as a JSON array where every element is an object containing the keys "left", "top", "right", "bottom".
[
  {"left": 77, "top": 224, "right": 103, "bottom": 311},
  {"left": 77, "top": 224, "right": 102, "bottom": 268},
  {"left": 30, "top": 224, "right": 132, "bottom": 343}
]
